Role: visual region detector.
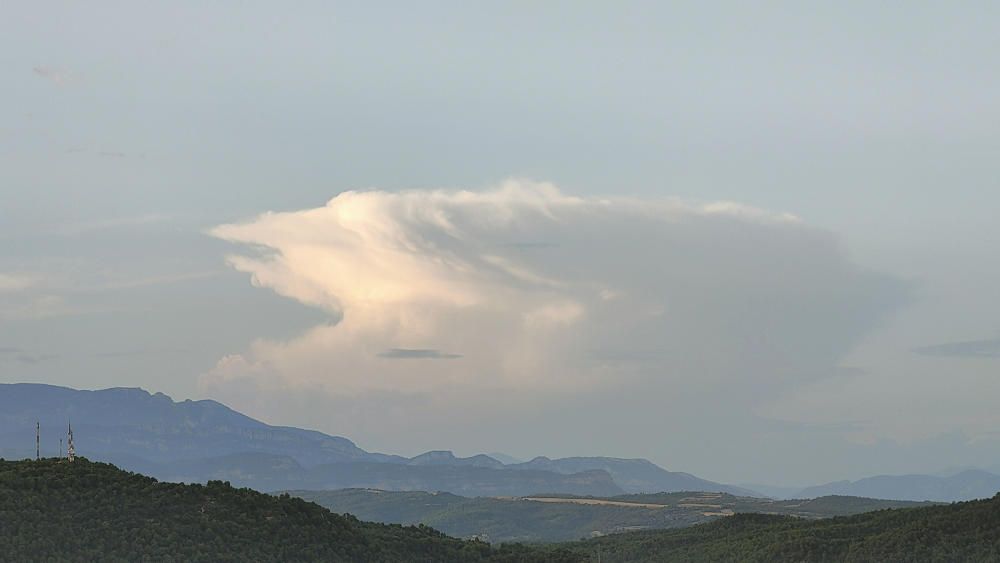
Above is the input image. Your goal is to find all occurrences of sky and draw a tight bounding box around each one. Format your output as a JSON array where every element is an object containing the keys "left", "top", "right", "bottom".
[{"left": 2, "top": 1, "right": 1000, "bottom": 486}]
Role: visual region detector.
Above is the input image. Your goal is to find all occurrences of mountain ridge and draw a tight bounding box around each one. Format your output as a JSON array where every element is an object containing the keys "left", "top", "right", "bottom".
[
  {"left": 796, "top": 468, "right": 1000, "bottom": 502},
  {"left": 0, "top": 383, "right": 750, "bottom": 497},
  {"left": 511, "top": 456, "right": 755, "bottom": 496}
]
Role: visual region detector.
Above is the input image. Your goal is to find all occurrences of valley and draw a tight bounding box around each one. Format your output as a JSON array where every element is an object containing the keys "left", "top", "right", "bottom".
[{"left": 288, "top": 488, "right": 934, "bottom": 543}]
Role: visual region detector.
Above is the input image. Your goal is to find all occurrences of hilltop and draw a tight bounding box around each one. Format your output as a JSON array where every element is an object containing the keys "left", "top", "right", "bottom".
[{"left": 0, "top": 458, "right": 577, "bottom": 562}]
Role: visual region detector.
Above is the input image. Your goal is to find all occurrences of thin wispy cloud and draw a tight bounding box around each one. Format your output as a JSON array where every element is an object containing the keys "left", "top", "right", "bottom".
[
  {"left": 0, "top": 274, "right": 37, "bottom": 292},
  {"left": 913, "top": 339, "right": 1000, "bottom": 359},
  {"left": 32, "top": 66, "right": 77, "bottom": 87},
  {"left": 94, "top": 347, "right": 192, "bottom": 359},
  {"left": 502, "top": 242, "right": 559, "bottom": 250},
  {"left": 62, "top": 148, "right": 145, "bottom": 159},
  {"left": 1, "top": 267, "right": 218, "bottom": 299},
  {"left": 0, "top": 295, "right": 86, "bottom": 321},
  {"left": 84, "top": 270, "right": 221, "bottom": 292},
  {"left": 48, "top": 213, "right": 172, "bottom": 237},
  {"left": 0, "top": 347, "right": 59, "bottom": 364}
]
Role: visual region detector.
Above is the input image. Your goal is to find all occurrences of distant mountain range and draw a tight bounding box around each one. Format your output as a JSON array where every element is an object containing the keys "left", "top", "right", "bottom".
[
  {"left": 741, "top": 469, "right": 1000, "bottom": 502},
  {"left": 10, "top": 383, "right": 992, "bottom": 502},
  {"left": 508, "top": 456, "right": 758, "bottom": 497},
  {"left": 0, "top": 383, "right": 751, "bottom": 497},
  {"left": 795, "top": 469, "right": 1000, "bottom": 502},
  {"left": 130, "top": 453, "right": 623, "bottom": 497}
]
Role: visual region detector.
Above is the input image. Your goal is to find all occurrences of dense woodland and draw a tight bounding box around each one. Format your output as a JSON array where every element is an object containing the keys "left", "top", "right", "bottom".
[
  {"left": 559, "top": 493, "right": 1000, "bottom": 562},
  {"left": 2, "top": 457, "right": 999, "bottom": 562},
  {"left": 0, "top": 458, "right": 579, "bottom": 562}
]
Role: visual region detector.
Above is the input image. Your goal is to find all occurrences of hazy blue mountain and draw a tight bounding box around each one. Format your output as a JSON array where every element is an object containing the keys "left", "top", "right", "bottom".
[
  {"left": 487, "top": 452, "right": 525, "bottom": 465},
  {"left": 0, "top": 383, "right": 402, "bottom": 466},
  {"left": 132, "top": 452, "right": 310, "bottom": 492},
  {"left": 407, "top": 451, "right": 505, "bottom": 469},
  {"left": 0, "top": 383, "right": 675, "bottom": 496},
  {"left": 122, "top": 452, "right": 623, "bottom": 496},
  {"left": 737, "top": 483, "right": 808, "bottom": 500},
  {"left": 511, "top": 456, "right": 758, "bottom": 496},
  {"left": 797, "top": 469, "right": 1000, "bottom": 502},
  {"left": 934, "top": 465, "right": 1000, "bottom": 478}
]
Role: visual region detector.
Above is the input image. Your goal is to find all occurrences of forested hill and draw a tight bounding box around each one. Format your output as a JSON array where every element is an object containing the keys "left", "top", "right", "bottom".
[
  {"left": 0, "top": 458, "right": 579, "bottom": 562},
  {"left": 560, "top": 492, "right": 1000, "bottom": 562}
]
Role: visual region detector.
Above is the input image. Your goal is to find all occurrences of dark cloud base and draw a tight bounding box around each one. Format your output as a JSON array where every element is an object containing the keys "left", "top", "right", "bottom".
[{"left": 377, "top": 348, "right": 462, "bottom": 360}]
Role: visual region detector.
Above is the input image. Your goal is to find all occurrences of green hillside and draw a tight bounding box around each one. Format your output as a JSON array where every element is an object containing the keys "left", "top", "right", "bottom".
[
  {"left": 290, "top": 489, "right": 931, "bottom": 543},
  {"left": 0, "top": 458, "right": 579, "bottom": 562},
  {"left": 5, "top": 457, "right": 993, "bottom": 562},
  {"left": 559, "top": 493, "right": 1000, "bottom": 562}
]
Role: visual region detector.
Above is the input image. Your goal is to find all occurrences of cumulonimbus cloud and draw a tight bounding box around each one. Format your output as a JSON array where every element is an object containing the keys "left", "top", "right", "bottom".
[{"left": 201, "top": 181, "right": 906, "bottom": 451}]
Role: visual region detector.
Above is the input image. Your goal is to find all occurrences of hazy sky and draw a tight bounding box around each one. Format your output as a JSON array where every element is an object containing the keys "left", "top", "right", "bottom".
[{"left": 2, "top": 1, "right": 999, "bottom": 485}]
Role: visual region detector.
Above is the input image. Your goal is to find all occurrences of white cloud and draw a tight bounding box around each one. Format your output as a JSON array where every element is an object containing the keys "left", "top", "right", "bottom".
[
  {"left": 0, "top": 274, "right": 37, "bottom": 292},
  {"left": 0, "top": 294, "right": 85, "bottom": 321},
  {"left": 202, "top": 181, "right": 905, "bottom": 457}
]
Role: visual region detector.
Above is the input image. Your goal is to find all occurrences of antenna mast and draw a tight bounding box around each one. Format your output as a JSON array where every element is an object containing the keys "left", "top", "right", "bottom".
[{"left": 67, "top": 421, "right": 75, "bottom": 462}]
